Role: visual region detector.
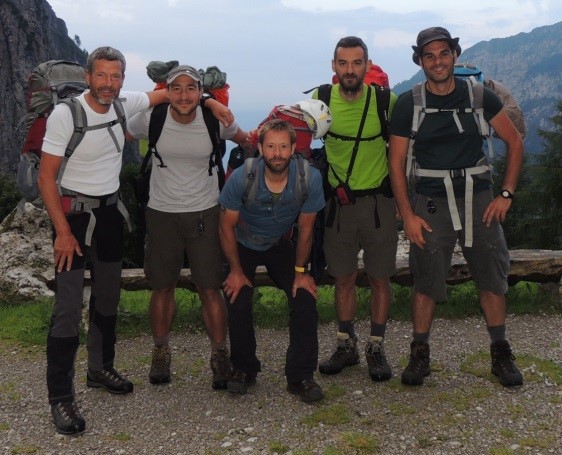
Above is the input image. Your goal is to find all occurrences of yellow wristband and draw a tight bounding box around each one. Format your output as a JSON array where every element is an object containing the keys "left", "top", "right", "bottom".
[{"left": 294, "top": 266, "right": 306, "bottom": 273}]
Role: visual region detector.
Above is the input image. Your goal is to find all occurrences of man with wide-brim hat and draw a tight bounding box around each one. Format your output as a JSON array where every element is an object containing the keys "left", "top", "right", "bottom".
[{"left": 388, "top": 26, "right": 524, "bottom": 388}]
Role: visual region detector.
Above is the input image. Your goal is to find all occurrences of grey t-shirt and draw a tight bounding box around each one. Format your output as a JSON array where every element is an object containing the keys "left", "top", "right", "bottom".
[{"left": 128, "top": 105, "right": 239, "bottom": 212}]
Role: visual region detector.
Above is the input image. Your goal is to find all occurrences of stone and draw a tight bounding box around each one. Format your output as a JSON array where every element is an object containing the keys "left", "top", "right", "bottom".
[{"left": 0, "top": 202, "right": 54, "bottom": 302}]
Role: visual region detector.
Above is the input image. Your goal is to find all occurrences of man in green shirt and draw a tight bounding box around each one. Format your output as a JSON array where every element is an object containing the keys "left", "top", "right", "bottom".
[{"left": 314, "top": 36, "right": 398, "bottom": 383}]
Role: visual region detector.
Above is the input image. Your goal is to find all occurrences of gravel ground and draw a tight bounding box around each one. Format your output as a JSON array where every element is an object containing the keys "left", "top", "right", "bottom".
[{"left": 1, "top": 315, "right": 561, "bottom": 455}]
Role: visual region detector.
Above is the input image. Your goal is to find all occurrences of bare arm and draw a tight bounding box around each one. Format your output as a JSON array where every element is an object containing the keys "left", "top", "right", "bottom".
[
  {"left": 37, "top": 153, "right": 83, "bottom": 272},
  {"left": 388, "top": 134, "right": 432, "bottom": 248},
  {"left": 219, "top": 205, "right": 252, "bottom": 302},
  {"left": 482, "top": 110, "right": 524, "bottom": 226},
  {"left": 293, "top": 212, "right": 318, "bottom": 298}
]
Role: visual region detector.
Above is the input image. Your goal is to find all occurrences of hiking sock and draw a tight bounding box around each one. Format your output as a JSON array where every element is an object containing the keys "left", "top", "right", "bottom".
[
  {"left": 153, "top": 334, "right": 170, "bottom": 347},
  {"left": 487, "top": 325, "right": 506, "bottom": 343},
  {"left": 370, "top": 322, "right": 387, "bottom": 338},
  {"left": 338, "top": 320, "right": 356, "bottom": 339},
  {"left": 211, "top": 340, "right": 228, "bottom": 354},
  {"left": 413, "top": 331, "right": 430, "bottom": 344}
]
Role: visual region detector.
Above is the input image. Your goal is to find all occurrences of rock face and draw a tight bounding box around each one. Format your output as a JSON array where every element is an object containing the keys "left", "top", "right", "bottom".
[
  {"left": 0, "top": 0, "right": 87, "bottom": 174},
  {"left": 0, "top": 203, "right": 54, "bottom": 303}
]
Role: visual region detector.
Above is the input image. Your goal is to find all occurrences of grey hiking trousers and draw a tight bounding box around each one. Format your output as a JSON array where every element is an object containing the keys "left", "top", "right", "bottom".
[{"left": 46, "top": 201, "right": 124, "bottom": 405}]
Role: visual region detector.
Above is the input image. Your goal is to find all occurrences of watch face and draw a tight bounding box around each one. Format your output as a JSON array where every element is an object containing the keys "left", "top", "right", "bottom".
[{"left": 501, "top": 190, "right": 512, "bottom": 199}]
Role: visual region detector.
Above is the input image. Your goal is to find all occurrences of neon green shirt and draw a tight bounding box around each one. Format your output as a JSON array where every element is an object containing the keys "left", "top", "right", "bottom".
[{"left": 315, "top": 84, "right": 396, "bottom": 190}]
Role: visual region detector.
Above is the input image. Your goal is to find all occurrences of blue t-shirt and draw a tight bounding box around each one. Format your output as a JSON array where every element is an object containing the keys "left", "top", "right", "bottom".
[{"left": 219, "top": 156, "right": 325, "bottom": 251}]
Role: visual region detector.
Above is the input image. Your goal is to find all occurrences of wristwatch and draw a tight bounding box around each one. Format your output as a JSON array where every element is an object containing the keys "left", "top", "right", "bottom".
[
  {"left": 200, "top": 92, "right": 214, "bottom": 107},
  {"left": 500, "top": 189, "right": 514, "bottom": 199}
]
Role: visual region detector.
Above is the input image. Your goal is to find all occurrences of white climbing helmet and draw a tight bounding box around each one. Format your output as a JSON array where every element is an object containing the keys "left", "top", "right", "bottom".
[{"left": 294, "top": 99, "right": 332, "bottom": 139}]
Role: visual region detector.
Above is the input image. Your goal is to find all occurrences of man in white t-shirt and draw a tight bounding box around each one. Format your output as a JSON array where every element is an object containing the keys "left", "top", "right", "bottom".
[
  {"left": 128, "top": 65, "right": 248, "bottom": 390},
  {"left": 37, "top": 48, "right": 232, "bottom": 436}
]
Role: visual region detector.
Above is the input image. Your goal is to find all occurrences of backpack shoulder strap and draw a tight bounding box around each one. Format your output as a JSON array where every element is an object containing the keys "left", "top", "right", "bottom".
[
  {"left": 317, "top": 84, "right": 332, "bottom": 108},
  {"left": 373, "top": 84, "right": 390, "bottom": 142},
  {"left": 60, "top": 98, "right": 87, "bottom": 159},
  {"left": 294, "top": 153, "right": 310, "bottom": 207},
  {"left": 242, "top": 155, "right": 262, "bottom": 206},
  {"left": 148, "top": 103, "right": 168, "bottom": 147},
  {"left": 466, "top": 77, "right": 493, "bottom": 158},
  {"left": 112, "top": 97, "right": 127, "bottom": 138},
  {"left": 140, "top": 102, "right": 169, "bottom": 173},
  {"left": 202, "top": 106, "right": 226, "bottom": 190}
]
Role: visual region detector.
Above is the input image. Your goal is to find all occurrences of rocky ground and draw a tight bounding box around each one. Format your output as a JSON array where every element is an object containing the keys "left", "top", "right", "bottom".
[{"left": 1, "top": 315, "right": 561, "bottom": 455}]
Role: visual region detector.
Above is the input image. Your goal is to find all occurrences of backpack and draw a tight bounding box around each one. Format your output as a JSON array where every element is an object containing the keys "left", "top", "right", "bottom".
[
  {"left": 406, "top": 77, "right": 494, "bottom": 248},
  {"left": 224, "top": 103, "right": 318, "bottom": 180},
  {"left": 454, "top": 62, "right": 526, "bottom": 140},
  {"left": 241, "top": 153, "right": 310, "bottom": 208},
  {"left": 17, "top": 60, "right": 126, "bottom": 202},
  {"left": 133, "top": 103, "right": 226, "bottom": 206}
]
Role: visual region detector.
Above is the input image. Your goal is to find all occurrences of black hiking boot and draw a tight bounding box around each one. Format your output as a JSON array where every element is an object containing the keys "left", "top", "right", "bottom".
[
  {"left": 365, "top": 337, "right": 392, "bottom": 382},
  {"left": 86, "top": 367, "right": 133, "bottom": 394},
  {"left": 490, "top": 340, "right": 523, "bottom": 387},
  {"left": 149, "top": 345, "right": 171, "bottom": 385},
  {"left": 287, "top": 379, "right": 324, "bottom": 403},
  {"left": 210, "top": 347, "right": 233, "bottom": 390},
  {"left": 318, "top": 332, "right": 360, "bottom": 375},
  {"left": 401, "top": 340, "right": 431, "bottom": 386},
  {"left": 227, "top": 369, "right": 257, "bottom": 395},
  {"left": 51, "top": 401, "right": 85, "bottom": 435}
]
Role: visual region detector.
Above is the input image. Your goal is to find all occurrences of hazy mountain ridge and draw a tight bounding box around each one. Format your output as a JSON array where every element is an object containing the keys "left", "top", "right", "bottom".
[{"left": 393, "top": 22, "right": 562, "bottom": 155}]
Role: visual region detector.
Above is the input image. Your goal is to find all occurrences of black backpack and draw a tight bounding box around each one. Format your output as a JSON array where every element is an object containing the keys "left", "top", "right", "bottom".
[{"left": 133, "top": 103, "right": 225, "bottom": 206}]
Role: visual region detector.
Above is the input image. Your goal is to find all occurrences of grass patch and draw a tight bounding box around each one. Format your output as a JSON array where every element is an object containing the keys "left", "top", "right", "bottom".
[
  {"left": 268, "top": 440, "right": 289, "bottom": 453},
  {"left": 323, "top": 383, "right": 346, "bottom": 400},
  {"left": 110, "top": 432, "right": 132, "bottom": 442},
  {"left": 0, "top": 280, "right": 559, "bottom": 347},
  {"left": 0, "top": 383, "right": 20, "bottom": 401},
  {"left": 339, "top": 431, "right": 379, "bottom": 453},
  {"left": 460, "top": 352, "right": 562, "bottom": 384},
  {"left": 301, "top": 404, "right": 350, "bottom": 426},
  {"left": 0, "top": 422, "right": 9, "bottom": 431}
]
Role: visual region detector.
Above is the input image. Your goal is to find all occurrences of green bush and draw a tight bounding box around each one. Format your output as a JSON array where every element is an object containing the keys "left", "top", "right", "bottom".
[{"left": 0, "top": 174, "right": 21, "bottom": 221}]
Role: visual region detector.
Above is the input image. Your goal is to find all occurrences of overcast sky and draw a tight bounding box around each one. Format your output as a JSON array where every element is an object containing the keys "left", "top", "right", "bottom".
[{"left": 49, "top": 0, "right": 562, "bottom": 130}]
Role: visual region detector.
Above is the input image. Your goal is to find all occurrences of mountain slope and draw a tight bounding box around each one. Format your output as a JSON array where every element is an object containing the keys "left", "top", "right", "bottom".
[
  {"left": 392, "top": 21, "right": 562, "bottom": 155},
  {"left": 0, "top": 0, "right": 86, "bottom": 174}
]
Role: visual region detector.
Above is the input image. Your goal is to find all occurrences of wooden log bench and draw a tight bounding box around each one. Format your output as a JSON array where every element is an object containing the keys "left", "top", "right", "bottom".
[{"left": 77, "top": 249, "right": 562, "bottom": 298}]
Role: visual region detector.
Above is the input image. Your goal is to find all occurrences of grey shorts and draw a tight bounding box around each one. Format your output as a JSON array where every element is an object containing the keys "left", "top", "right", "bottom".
[
  {"left": 144, "top": 205, "right": 225, "bottom": 290},
  {"left": 324, "top": 195, "right": 398, "bottom": 278},
  {"left": 409, "top": 189, "right": 510, "bottom": 302}
]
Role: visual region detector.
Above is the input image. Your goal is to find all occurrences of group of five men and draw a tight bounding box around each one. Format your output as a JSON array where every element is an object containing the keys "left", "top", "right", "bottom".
[{"left": 37, "top": 26, "right": 524, "bottom": 436}]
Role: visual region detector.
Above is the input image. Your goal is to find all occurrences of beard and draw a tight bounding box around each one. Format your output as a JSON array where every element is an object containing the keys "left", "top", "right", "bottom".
[
  {"left": 90, "top": 85, "right": 119, "bottom": 105},
  {"left": 264, "top": 156, "right": 290, "bottom": 174},
  {"left": 339, "top": 73, "right": 363, "bottom": 94}
]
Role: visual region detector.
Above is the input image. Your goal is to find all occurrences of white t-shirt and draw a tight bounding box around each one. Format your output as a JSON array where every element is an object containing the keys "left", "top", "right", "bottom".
[
  {"left": 127, "top": 105, "right": 239, "bottom": 213},
  {"left": 42, "top": 90, "right": 149, "bottom": 196}
]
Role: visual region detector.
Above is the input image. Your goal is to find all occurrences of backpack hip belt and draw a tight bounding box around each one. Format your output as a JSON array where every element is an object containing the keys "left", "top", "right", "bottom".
[
  {"left": 61, "top": 189, "right": 131, "bottom": 246},
  {"left": 415, "top": 163, "right": 491, "bottom": 248}
]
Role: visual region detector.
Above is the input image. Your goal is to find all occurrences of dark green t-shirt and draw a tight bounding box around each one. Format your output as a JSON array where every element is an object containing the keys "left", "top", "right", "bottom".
[{"left": 389, "top": 78, "right": 503, "bottom": 197}]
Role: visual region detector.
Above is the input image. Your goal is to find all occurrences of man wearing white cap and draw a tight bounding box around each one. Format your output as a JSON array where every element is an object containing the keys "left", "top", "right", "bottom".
[{"left": 128, "top": 64, "right": 248, "bottom": 389}]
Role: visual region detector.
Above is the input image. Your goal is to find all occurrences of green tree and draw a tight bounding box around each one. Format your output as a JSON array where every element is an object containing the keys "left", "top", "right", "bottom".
[
  {"left": 0, "top": 175, "right": 21, "bottom": 221},
  {"left": 529, "top": 100, "right": 562, "bottom": 248}
]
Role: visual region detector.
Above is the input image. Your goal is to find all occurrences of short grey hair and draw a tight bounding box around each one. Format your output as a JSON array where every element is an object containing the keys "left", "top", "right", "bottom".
[{"left": 86, "top": 46, "right": 126, "bottom": 75}]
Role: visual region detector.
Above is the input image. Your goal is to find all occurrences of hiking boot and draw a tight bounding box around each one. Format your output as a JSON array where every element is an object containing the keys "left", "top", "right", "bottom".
[
  {"left": 318, "top": 332, "right": 360, "bottom": 375},
  {"left": 86, "top": 367, "right": 133, "bottom": 394},
  {"left": 51, "top": 401, "right": 85, "bottom": 435},
  {"left": 490, "top": 340, "right": 523, "bottom": 387},
  {"left": 401, "top": 340, "right": 431, "bottom": 386},
  {"left": 210, "top": 347, "right": 233, "bottom": 390},
  {"left": 227, "top": 369, "right": 257, "bottom": 395},
  {"left": 365, "top": 336, "right": 392, "bottom": 382},
  {"left": 149, "top": 345, "right": 171, "bottom": 385},
  {"left": 287, "top": 379, "right": 324, "bottom": 403}
]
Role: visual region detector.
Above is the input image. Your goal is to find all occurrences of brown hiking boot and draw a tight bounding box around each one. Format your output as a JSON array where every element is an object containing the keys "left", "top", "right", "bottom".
[
  {"left": 210, "top": 347, "right": 232, "bottom": 390},
  {"left": 401, "top": 340, "right": 431, "bottom": 386},
  {"left": 319, "top": 332, "right": 360, "bottom": 375},
  {"left": 491, "top": 340, "right": 523, "bottom": 387},
  {"left": 149, "top": 345, "right": 171, "bottom": 385},
  {"left": 365, "top": 336, "right": 392, "bottom": 382}
]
